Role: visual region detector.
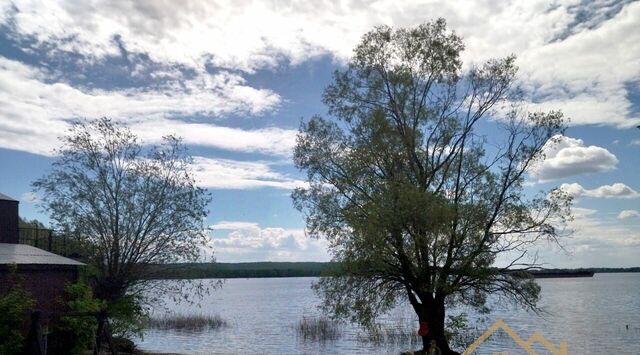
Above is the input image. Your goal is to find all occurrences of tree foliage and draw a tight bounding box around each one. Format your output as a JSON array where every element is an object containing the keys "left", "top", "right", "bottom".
[
  {"left": 0, "top": 264, "right": 34, "bottom": 355},
  {"left": 51, "top": 282, "right": 104, "bottom": 355},
  {"left": 293, "top": 19, "right": 571, "bottom": 353},
  {"left": 33, "top": 118, "right": 213, "bottom": 309}
]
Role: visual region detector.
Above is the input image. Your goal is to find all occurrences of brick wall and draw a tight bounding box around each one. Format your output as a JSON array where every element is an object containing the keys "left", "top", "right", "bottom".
[{"left": 0, "top": 265, "right": 79, "bottom": 314}]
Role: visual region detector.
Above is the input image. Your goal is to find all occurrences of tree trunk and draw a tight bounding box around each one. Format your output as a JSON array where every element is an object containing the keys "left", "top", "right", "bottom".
[{"left": 420, "top": 295, "right": 460, "bottom": 355}]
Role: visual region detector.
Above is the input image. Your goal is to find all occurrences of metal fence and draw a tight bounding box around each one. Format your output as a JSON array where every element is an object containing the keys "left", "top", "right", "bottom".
[{"left": 18, "top": 228, "right": 76, "bottom": 257}]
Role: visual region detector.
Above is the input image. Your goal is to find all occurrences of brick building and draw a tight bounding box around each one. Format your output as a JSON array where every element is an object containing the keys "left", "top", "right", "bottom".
[{"left": 0, "top": 193, "right": 83, "bottom": 314}]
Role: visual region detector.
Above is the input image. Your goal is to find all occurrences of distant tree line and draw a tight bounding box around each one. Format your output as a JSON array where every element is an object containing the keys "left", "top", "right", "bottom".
[
  {"left": 144, "top": 262, "right": 640, "bottom": 280},
  {"left": 144, "top": 262, "right": 342, "bottom": 279}
]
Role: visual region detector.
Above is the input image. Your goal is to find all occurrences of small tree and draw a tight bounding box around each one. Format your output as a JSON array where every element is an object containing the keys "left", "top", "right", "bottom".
[
  {"left": 34, "top": 118, "right": 212, "bottom": 322},
  {"left": 293, "top": 19, "right": 571, "bottom": 354}
]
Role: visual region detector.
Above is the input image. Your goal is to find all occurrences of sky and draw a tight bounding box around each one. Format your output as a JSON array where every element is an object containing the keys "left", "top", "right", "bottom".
[{"left": 0, "top": 0, "right": 638, "bottom": 267}]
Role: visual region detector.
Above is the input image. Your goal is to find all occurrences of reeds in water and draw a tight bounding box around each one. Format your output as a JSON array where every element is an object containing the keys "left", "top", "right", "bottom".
[
  {"left": 144, "top": 314, "right": 228, "bottom": 331},
  {"left": 296, "top": 316, "right": 342, "bottom": 341},
  {"left": 359, "top": 321, "right": 421, "bottom": 346}
]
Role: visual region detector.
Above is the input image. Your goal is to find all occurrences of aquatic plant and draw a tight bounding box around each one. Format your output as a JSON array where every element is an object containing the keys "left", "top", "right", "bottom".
[
  {"left": 296, "top": 316, "right": 342, "bottom": 341},
  {"left": 358, "top": 321, "right": 420, "bottom": 346},
  {"left": 144, "top": 314, "right": 228, "bottom": 331}
]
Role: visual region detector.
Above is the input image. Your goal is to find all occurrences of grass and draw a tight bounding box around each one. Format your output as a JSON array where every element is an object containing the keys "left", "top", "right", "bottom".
[
  {"left": 359, "top": 321, "right": 421, "bottom": 346},
  {"left": 296, "top": 316, "right": 342, "bottom": 341},
  {"left": 295, "top": 316, "right": 420, "bottom": 345},
  {"left": 144, "top": 314, "right": 228, "bottom": 332}
]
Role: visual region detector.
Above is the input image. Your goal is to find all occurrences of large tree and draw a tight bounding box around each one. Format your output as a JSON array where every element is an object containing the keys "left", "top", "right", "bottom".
[
  {"left": 34, "top": 118, "right": 212, "bottom": 313},
  {"left": 293, "top": 19, "right": 571, "bottom": 354}
]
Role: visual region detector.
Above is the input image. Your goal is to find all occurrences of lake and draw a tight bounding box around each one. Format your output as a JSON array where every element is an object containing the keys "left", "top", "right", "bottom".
[{"left": 135, "top": 273, "right": 640, "bottom": 354}]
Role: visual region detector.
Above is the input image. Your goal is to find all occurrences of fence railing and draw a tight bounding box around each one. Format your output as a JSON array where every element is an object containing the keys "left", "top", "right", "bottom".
[{"left": 18, "top": 228, "right": 78, "bottom": 257}]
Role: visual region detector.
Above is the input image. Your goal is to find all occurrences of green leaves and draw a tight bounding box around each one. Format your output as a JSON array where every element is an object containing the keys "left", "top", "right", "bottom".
[
  {"left": 56, "top": 282, "right": 104, "bottom": 354},
  {"left": 33, "top": 117, "right": 213, "bottom": 316},
  {"left": 293, "top": 19, "right": 570, "bottom": 337},
  {"left": 0, "top": 266, "right": 34, "bottom": 355}
]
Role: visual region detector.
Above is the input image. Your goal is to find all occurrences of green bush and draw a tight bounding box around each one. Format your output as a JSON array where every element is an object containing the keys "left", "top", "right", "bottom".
[
  {"left": 0, "top": 264, "right": 34, "bottom": 355},
  {"left": 107, "top": 294, "right": 147, "bottom": 339},
  {"left": 51, "top": 282, "right": 104, "bottom": 355}
]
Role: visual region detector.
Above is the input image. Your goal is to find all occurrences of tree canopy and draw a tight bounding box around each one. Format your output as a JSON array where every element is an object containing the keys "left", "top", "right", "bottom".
[
  {"left": 34, "top": 118, "right": 213, "bottom": 310},
  {"left": 293, "top": 19, "right": 571, "bottom": 353}
]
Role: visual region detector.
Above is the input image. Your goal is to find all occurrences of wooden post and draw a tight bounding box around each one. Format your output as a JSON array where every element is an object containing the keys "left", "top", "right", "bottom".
[
  {"left": 94, "top": 311, "right": 118, "bottom": 355},
  {"left": 94, "top": 312, "right": 104, "bottom": 355},
  {"left": 26, "top": 311, "right": 46, "bottom": 355}
]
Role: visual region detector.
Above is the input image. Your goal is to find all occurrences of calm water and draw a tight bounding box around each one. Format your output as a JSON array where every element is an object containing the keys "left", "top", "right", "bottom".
[{"left": 135, "top": 273, "right": 640, "bottom": 354}]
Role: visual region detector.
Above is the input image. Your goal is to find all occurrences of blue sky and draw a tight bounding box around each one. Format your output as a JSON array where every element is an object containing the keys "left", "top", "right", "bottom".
[{"left": 0, "top": 0, "right": 638, "bottom": 267}]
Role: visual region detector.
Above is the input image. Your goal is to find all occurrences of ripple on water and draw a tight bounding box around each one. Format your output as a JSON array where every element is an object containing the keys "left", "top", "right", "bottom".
[{"left": 134, "top": 274, "right": 640, "bottom": 355}]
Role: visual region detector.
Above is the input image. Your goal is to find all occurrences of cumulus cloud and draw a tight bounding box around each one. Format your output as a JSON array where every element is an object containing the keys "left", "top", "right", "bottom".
[
  {"left": 134, "top": 120, "right": 297, "bottom": 158},
  {"left": 208, "top": 221, "right": 328, "bottom": 262},
  {"left": 567, "top": 207, "right": 640, "bottom": 252},
  {"left": 191, "top": 156, "right": 306, "bottom": 190},
  {"left": 531, "top": 135, "right": 618, "bottom": 182},
  {"left": 1, "top": 0, "right": 518, "bottom": 72},
  {"left": 2, "top": 0, "right": 639, "bottom": 128},
  {"left": 0, "top": 56, "right": 285, "bottom": 156},
  {"left": 560, "top": 182, "right": 639, "bottom": 199},
  {"left": 520, "top": 2, "right": 640, "bottom": 128},
  {"left": 618, "top": 210, "right": 640, "bottom": 219},
  {"left": 536, "top": 206, "right": 640, "bottom": 266}
]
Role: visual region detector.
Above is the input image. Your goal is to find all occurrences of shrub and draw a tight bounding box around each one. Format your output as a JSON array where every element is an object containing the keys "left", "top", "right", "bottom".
[
  {"left": 50, "top": 282, "right": 104, "bottom": 355},
  {"left": 0, "top": 264, "right": 34, "bottom": 355},
  {"left": 107, "top": 294, "right": 148, "bottom": 339}
]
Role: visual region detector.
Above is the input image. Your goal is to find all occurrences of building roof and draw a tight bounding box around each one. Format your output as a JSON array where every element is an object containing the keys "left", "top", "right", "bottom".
[
  {"left": 0, "top": 243, "right": 84, "bottom": 266},
  {"left": 0, "top": 192, "right": 18, "bottom": 202}
]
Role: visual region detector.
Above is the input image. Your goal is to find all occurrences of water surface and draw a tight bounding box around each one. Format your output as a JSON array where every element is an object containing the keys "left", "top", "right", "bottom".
[{"left": 135, "top": 273, "right": 640, "bottom": 354}]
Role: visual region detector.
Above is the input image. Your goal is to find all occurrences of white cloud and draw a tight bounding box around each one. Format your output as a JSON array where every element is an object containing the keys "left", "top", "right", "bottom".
[
  {"left": 0, "top": 0, "right": 581, "bottom": 72},
  {"left": 526, "top": 88, "right": 640, "bottom": 129},
  {"left": 509, "top": 206, "right": 640, "bottom": 267},
  {"left": 191, "top": 156, "right": 306, "bottom": 190},
  {"left": 0, "top": 56, "right": 286, "bottom": 156},
  {"left": 531, "top": 135, "right": 618, "bottom": 182},
  {"left": 211, "top": 221, "right": 261, "bottom": 230},
  {"left": 618, "top": 210, "right": 640, "bottom": 219},
  {"left": 571, "top": 207, "right": 598, "bottom": 219},
  {"left": 560, "top": 182, "right": 639, "bottom": 199},
  {"left": 134, "top": 120, "right": 297, "bottom": 158},
  {"left": 568, "top": 207, "right": 640, "bottom": 249},
  {"left": 208, "top": 221, "right": 328, "bottom": 262},
  {"left": 520, "top": 2, "right": 640, "bottom": 128},
  {"left": 19, "top": 191, "right": 38, "bottom": 203},
  {"left": 630, "top": 139, "right": 640, "bottom": 146},
  {"left": 2, "top": 0, "right": 639, "bottom": 128}
]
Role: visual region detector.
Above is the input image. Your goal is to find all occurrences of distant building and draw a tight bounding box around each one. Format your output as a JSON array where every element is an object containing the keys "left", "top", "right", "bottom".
[{"left": 0, "top": 193, "right": 84, "bottom": 315}]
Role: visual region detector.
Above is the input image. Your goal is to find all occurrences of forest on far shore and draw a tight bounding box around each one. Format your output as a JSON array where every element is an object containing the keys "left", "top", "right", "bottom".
[{"left": 144, "top": 262, "right": 640, "bottom": 280}]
